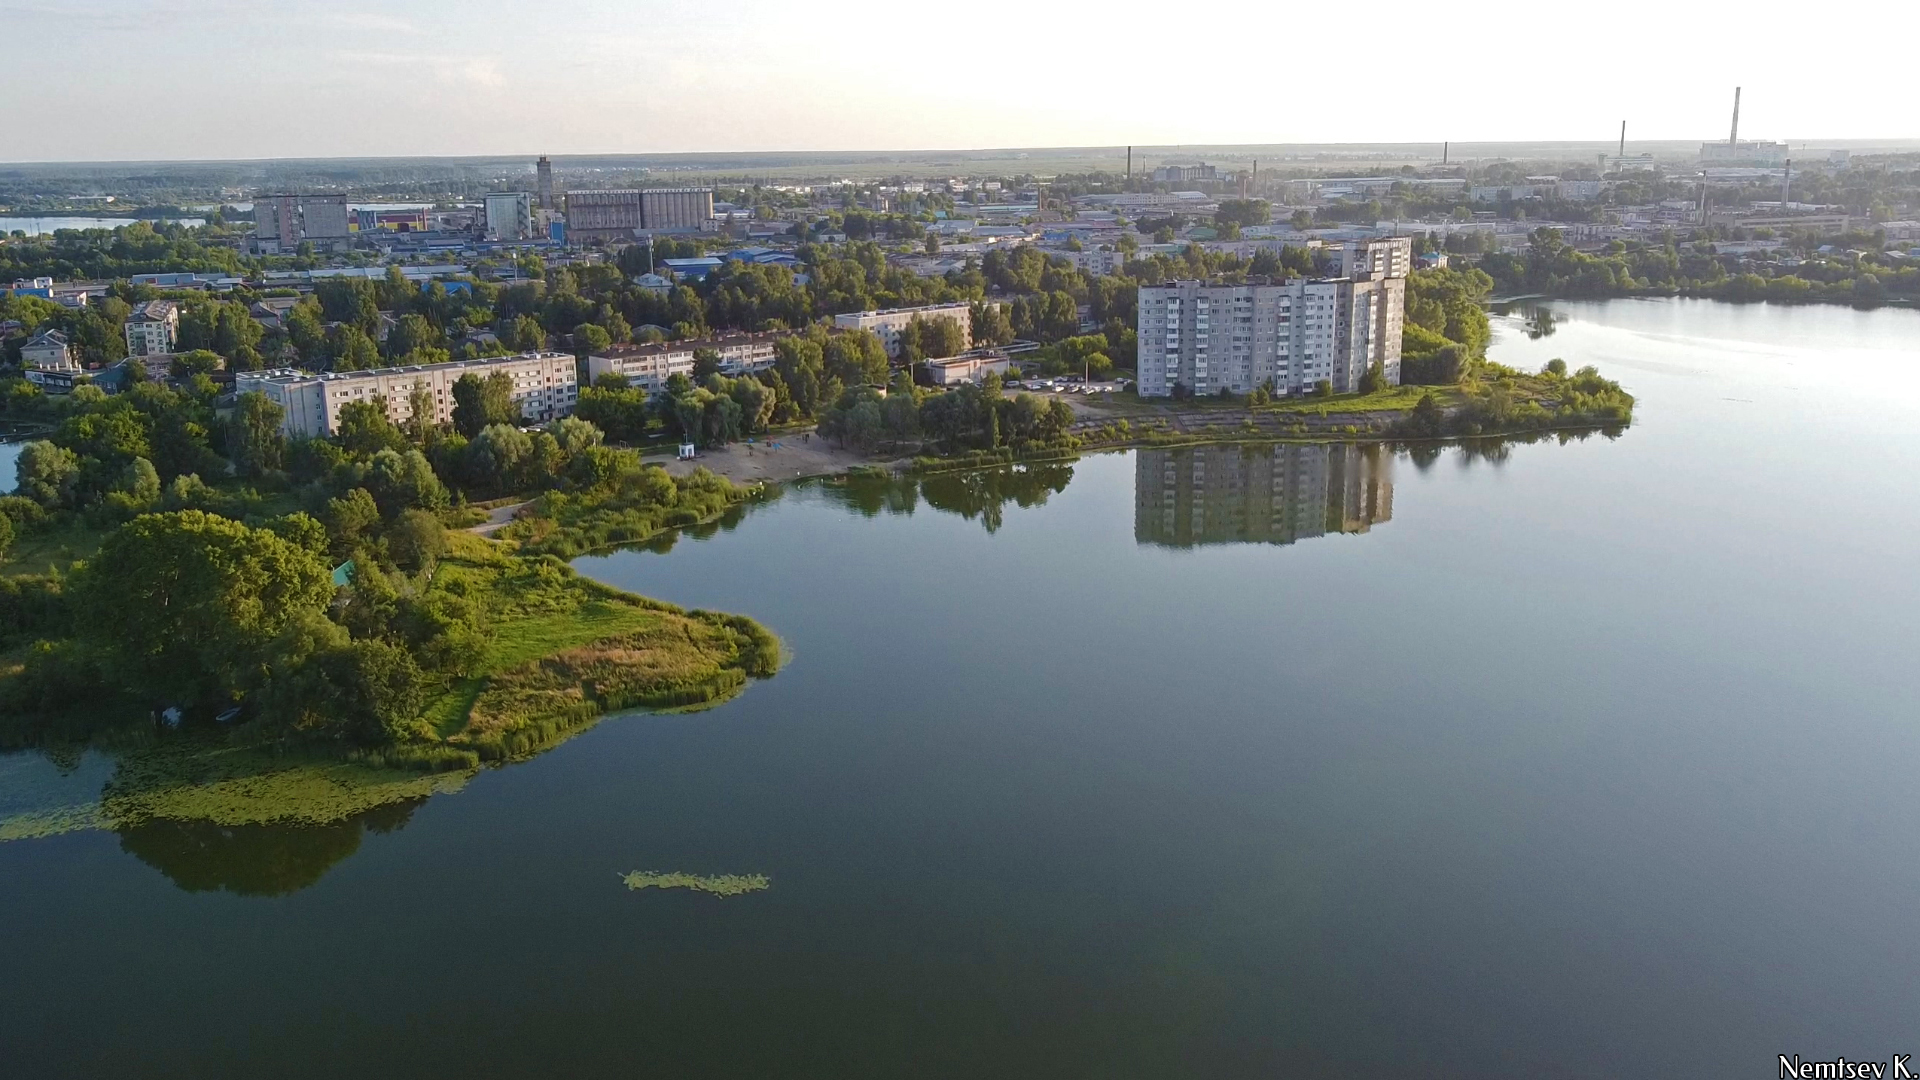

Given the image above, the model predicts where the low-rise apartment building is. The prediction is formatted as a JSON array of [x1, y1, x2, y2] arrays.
[[123, 300, 178, 356], [832, 302, 976, 359], [21, 328, 74, 370], [922, 352, 1010, 386], [585, 331, 785, 393], [236, 352, 578, 439], [1135, 238, 1408, 398]]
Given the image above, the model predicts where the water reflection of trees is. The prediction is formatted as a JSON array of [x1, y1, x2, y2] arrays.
[[1395, 427, 1625, 472], [819, 463, 1076, 533], [116, 799, 423, 898], [0, 728, 467, 897]]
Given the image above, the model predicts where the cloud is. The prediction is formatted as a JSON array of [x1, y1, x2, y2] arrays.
[[320, 12, 424, 34], [327, 50, 506, 89]]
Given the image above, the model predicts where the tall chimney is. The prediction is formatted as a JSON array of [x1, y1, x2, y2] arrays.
[[1619, 121, 1626, 159], [1442, 141, 1449, 165], [1729, 87, 1741, 147], [1782, 157, 1791, 207], [1126, 145, 1132, 185]]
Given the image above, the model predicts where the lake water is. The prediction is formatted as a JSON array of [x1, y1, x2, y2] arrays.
[[0, 216, 207, 236], [6, 298, 1920, 1077]]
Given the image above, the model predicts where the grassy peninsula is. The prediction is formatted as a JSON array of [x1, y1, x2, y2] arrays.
[[0, 373, 783, 849]]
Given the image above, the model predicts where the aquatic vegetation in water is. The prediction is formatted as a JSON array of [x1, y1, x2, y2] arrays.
[[620, 870, 770, 897]]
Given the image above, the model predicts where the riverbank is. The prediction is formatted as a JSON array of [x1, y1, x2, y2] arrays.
[[663, 438, 900, 485], [648, 376, 1628, 488], [0, 522, 783, 841]]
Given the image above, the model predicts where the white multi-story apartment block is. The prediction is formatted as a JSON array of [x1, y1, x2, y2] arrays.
[[1135, 238, 1408, 398], [1051, 246, 1132, 276], [123, 300, 178, 356], [236, 352, 578, 439], [832, 302, 976, 359], [585, 332, 785, 394]]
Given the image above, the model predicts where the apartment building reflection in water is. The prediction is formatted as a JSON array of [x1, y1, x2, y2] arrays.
[[1134, 444, 1393, 548]]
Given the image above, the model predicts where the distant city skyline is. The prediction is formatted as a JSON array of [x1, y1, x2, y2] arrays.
[[4, 0, 1917, 163]]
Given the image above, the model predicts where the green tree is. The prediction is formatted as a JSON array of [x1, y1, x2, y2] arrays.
[[336, 399, 403, 457], [170, 349, 224, 379], [76, 511, 333, 704], [971, 302, 1015, 347], [548, 415, 605, 455], [16, 440, 80, 509], [365, 449, 450, 515], [325, 488, 381, 550], [387, 314, 443, 360], [387, 509, 449, 572], [1359, 361, 1389, 394], [509, 314, 548, 351], [102, 457, 162, 516], [331, 325, 381, 372], [285, 301, 328, 365], [229, 391, 287, 478], [451, 372, 518, 437], [573, 322, 612, 357]]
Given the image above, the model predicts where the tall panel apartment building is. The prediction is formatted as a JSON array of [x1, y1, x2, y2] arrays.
[[1135, 238, 1408, 397], [564, 188, 715, 242]]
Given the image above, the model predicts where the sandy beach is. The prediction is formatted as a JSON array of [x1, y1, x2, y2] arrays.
[[661, 435, 894, 484]]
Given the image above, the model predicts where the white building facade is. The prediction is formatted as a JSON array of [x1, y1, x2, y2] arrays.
[[236, 352, 578, 439], [1135, 238, 1407, 398], [585, 332, 785, 394], [123, 300, 178, 356], [831, 302, 976, 359]]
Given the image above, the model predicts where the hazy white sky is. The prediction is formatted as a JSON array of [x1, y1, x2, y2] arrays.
[[4, 0, 1916, 162]]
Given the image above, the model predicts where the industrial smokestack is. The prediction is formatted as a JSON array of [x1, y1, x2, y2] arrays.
[[1783, 158, 1791, 206], [1126, 145, 1132, 184], [1442, 141, 1449, 165], [1619, 121, 1626, 159], [1729, 87, 1742, 147]]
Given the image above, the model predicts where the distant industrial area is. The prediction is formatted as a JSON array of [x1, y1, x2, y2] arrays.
[[2, 86, 1916, 417]]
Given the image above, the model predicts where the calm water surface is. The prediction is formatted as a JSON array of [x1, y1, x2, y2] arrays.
[[5, 298, 1920, 1078], [0, 215, 207, 235]]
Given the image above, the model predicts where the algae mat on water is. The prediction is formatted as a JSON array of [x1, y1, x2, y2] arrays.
[[0, 744, 473, 841], [621, 870, 772, 897]]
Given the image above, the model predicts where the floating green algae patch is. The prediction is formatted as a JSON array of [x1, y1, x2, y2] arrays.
[[99, 744, 472, 828], [0, 801, 109, 841], [621, 870, 771, 897]]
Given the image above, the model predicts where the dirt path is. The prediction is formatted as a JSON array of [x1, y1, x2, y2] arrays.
[[469, 501, 531, 536]]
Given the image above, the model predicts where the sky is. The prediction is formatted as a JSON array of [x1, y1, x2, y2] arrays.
[[4, 0, 1917, 163]]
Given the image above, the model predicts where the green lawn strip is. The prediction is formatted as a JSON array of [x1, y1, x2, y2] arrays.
[[0, 517, 109, 576], [1259, 386, 1448, 415]]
